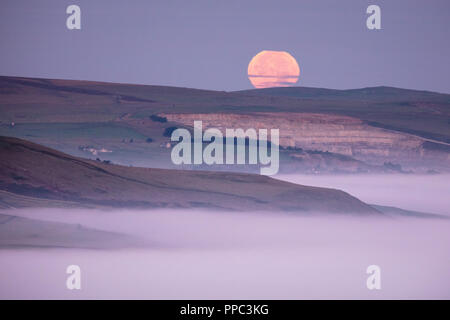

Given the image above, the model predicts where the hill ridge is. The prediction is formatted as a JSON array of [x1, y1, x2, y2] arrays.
[[0, 136, 379, 214]]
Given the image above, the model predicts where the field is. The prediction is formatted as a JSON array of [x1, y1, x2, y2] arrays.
[[1, 76, 449, 142], [1, 76, 449, 173]]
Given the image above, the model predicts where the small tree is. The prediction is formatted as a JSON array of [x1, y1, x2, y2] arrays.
[[163, 127, 178, 137]]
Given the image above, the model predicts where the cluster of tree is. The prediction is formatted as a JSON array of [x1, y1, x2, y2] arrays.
[[149, 114, 168, 123]]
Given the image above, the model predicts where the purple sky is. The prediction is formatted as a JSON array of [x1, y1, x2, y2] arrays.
[[1, 0, 449, 93]]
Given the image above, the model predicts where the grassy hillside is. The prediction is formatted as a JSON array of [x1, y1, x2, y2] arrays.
[[1, 76, 449, 142], [237, 86, 450, 143], [0, 136, 379, 214]]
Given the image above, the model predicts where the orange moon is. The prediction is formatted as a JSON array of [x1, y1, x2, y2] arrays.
[[248, 50, 300, 89]]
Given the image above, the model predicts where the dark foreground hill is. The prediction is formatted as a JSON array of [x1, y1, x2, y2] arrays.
[[0, 136, 378, 214]]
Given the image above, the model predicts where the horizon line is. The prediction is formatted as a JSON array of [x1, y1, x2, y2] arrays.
[[0, 73, 448, 96]]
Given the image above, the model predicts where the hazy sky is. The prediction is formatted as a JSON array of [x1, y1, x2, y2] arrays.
[[1, 0, 449, 92]]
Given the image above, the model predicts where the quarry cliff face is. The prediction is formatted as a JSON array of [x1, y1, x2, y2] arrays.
[[161, 112, 450, 172]]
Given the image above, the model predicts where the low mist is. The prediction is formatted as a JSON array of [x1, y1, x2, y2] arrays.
[[1, 174, 449, 299], [1, 201, 449, 299], [277, 174, 450, 216]]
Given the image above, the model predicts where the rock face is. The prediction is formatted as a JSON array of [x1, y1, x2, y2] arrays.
[[1, 76, 448, 174], [162, 112, 450, 173]]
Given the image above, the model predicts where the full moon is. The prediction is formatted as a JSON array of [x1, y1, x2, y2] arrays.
[[248, 50, 300, 89]]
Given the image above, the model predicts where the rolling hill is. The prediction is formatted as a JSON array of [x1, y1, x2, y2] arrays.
[[0, 76, 448, 174], [0, 136, 379, 214], [0, 213, 139, 249]]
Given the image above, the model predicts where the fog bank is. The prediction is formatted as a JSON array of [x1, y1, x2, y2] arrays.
[[277, 174, 450, 216], [0, 207, 449, 299]]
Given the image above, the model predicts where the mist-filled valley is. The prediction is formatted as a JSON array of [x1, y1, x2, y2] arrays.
[[1, 174, 449, 299], [0, 78, 449, 299], [1, 0, 450, 305], [277, 174, 450, 216]]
